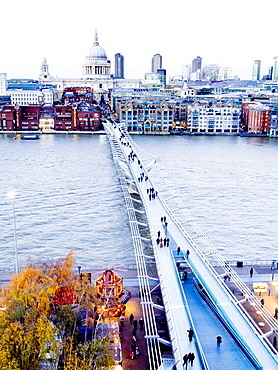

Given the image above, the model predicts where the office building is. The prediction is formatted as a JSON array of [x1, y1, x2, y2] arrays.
[[115, 53, 124, 79], [273, 57, 278, 80], [152, 54, 162, 73], [192, 56, 202, 73], [252, 60, 261, 81]]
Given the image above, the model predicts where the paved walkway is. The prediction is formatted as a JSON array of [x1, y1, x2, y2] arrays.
[[2, 265, 278, 369]]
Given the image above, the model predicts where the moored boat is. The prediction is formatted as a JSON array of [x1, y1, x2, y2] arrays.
[[21, 135, 40, 140]]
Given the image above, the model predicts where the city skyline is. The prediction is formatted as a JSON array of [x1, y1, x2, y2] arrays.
[[1, 0, 278, 81]]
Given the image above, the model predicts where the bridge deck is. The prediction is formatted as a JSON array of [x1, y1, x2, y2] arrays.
[[108, 121, 278, 369]]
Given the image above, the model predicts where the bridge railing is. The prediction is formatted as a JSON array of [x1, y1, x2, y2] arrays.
[[104, 122, 162, 370], [118, 121, 278, 360]]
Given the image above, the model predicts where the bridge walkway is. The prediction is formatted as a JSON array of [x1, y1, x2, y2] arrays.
[[106, 121, 278, 369]]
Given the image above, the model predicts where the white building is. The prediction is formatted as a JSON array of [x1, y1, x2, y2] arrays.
[[38, 30, 142, 101], [9, 88, 54, 106], [0, 73, 7, 95], [187, 101, 240, 133]]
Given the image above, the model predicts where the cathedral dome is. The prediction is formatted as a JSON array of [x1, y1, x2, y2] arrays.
[[86, 30, 107, 59]]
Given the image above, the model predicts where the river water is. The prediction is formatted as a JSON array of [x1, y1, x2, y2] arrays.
[[0, 133, 277, 271]]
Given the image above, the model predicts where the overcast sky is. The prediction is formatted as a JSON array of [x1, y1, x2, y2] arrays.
[[1, 0, 277, 81]]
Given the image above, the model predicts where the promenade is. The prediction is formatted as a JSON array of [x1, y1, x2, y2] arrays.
[[1, 264, 278, 369]]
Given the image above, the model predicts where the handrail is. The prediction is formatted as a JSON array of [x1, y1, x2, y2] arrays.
[[103, 121, 162, 370]]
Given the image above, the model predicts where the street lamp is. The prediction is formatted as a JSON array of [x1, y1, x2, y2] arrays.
[[8, 191, 19, 274]]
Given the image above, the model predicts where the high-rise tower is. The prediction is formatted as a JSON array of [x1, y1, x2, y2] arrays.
[[115, 53, 124, 79], [273, 57, 278, 80], [252, 60, 261, 81], [152, 54, 162, 73], [192, 56, 202, 73]]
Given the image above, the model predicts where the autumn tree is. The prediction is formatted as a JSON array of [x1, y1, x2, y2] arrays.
[[0, 251, 114, 369]]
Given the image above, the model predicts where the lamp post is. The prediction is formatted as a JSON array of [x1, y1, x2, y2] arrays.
[[8, 191, 19, 274]]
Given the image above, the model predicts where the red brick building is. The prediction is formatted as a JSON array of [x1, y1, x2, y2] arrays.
[[0, 103, 102, 131], [0, 106, 15, 130], [241, 103, 270, 134]]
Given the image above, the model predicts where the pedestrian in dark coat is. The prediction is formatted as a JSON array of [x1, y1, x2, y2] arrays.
[[163, 238, 167, 246], [186, 249, 190, 259], [188, 352, 195, 366], [187, 328, 194, 342], [273, 336, 277, 349], [129, 313, 134, 325], [183, 354, 189, 369], [250, 267, 254, 277], [216, 335, 222, 347], [133, 319, 138, 330], [139, 317, 144, 331], [177, 247, 181, 255]]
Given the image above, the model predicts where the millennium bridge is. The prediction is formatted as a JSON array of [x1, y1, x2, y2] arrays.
[[103, 119, 278, 370]]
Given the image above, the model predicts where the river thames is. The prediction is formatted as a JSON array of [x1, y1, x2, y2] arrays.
[[0, 133, 277, 271]]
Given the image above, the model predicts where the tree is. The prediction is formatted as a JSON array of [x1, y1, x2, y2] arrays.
[[0, 252, 114, 369]]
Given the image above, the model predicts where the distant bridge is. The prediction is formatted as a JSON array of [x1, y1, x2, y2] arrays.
[[104, 119, 278, 370]]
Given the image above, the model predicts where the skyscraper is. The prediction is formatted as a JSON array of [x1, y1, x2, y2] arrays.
[[152, 54, 162, 73], [115, 53, 124, 79], [192, 56, 202, 73], [273, 57, 278, 80], [252, 60, 261, 81]]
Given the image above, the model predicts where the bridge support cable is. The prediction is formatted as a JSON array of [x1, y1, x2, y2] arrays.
[[156, 182, 278, 354], [104, 122, 162, 370]]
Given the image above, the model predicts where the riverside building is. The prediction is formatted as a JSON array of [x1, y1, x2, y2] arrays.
[[186, 101, 240, 133]]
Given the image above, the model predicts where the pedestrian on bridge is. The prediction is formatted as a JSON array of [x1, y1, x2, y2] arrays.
[[188, 352, 195, 366], [177, 247, 181, 255], [216, 335, 222, 347], [187, 328, 194, 342], [186, 249, 190, 259], [182, 353, 189, 369], [250, 267, 254, 277]]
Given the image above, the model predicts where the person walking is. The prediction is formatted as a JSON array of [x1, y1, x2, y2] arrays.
[[166, 238, 170, 247], [250, 267, 254, 277], [186, 249, 190, 259], [216, 335, 222, 347], [260, 299, 265, 308], [187, 328, 194, 342], [133, 319, 138, 330], [120, 314, 125, 327], [273, 336, 277, 349], [188, 352, 195, 366], [274, 307, 278, 319], [163, 238, 167, 247], [129, 313, 134, 325], [177, 247, 181, 255], [139, 318, 144, 331], [183, 353, 189, 369]]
